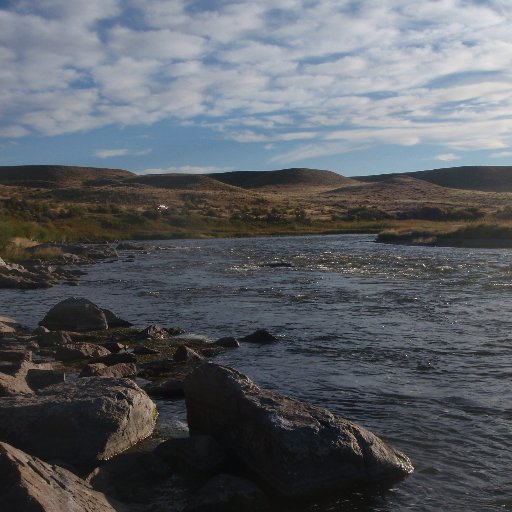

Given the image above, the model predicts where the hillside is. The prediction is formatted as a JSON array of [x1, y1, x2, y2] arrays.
[[127, 173, 243, 192], [0, 165, 134, 188], [356, 166, 512, 192], [208, 168, 356, 189]]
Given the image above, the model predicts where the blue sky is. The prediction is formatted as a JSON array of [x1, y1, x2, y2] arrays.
[[1, 0, 512, 176]]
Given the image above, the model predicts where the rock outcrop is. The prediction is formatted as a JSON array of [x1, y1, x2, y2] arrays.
[[0, 441, 117, 512], [184, 364, 413, 499], [0, 377, 156, 465]]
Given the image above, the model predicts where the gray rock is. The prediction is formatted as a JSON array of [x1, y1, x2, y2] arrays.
[[133, 345, 160, 355], [101, 308, 133, 328], [0, 377, 156, 465], [40, 298, 109, 331], [239, 329, 278, 344], [155, 435, 228, 473], [143, 360, 203, 398], [214, 336, 240, 348], [184, 474, 268, 512], [137, 324, 168, 340], [0, 441, 117, 512], [184, 364, 414, 499], [0, 360, 34, 397], [174, 345, 203, 362], [79, 362, 137, 378], [101, 341, 126, 353], [55, 342, 110, 362]]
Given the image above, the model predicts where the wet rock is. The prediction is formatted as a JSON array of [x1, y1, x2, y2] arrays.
[[116, 242, 146, 250], [184, 474, 268, 512], [239, 328, 278, 344], [79, 362, 137, 378], [184, 364, 414, 499], [174, 345, 204, 362], [167, 326, 186, 336], [39, 297, 131, 331], [155, 435, 228, 473], [0, 377, 156, 465], [214, 336, 240, 348], [26, 369, 65, 391], [0, 321, 16, 336], [38, 330, 73, 348], [137, 324, 168, 340], [0, 441, 117, 512], [133, 345, 160, 355], [55, 342, 110, 362], [262, 261, 294, 268], [33, 325, 50, 335], [92, 352, 137, 366], [0, 258, 57, 289]]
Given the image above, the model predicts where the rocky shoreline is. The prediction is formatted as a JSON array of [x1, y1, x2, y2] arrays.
[[1, 248, 414, 512]]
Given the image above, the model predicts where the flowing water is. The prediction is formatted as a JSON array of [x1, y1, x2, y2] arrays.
[[2, 234, 512, 511]]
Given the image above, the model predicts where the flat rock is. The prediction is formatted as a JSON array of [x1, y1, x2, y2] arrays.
[[133, 345, 160, 355], [55, 342, 110, 362], [0, 377, 156, 465], [0, 441, 117, 512], [38, 330, 73, 347], [26, 369, 65, 391], [0, 359, 34, 397], [184, 364, 414, 499], [101, 341, 126, 353], [92, 352, 137, 366]]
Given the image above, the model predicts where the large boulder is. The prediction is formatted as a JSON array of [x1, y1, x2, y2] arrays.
[[0, 442, 117, 512], [0, 378, 156, 465], [39, 298, 131, 331], [184, 364, 413, 499]]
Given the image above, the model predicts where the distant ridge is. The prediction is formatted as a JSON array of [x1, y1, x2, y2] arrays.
[[356, 166, 512, 192], [127, 173, 243, 192], [207, 168, 356, 189], [0, 165, 134, 188]]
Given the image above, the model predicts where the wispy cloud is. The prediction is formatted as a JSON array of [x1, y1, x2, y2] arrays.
[[490, 151, 512, 158], [95, 148, 152, 158], [2, 0, 512, 163], [436, 153, 461, 162]]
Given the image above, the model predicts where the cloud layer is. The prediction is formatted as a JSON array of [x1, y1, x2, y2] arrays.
[[1, 0, 512, 162]]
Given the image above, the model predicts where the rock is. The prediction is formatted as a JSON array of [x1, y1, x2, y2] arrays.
[[33, 325, 50, 335], [40, 298, 108, 331], [214, 336, 240, 348], [167, 326, 186, 336], [38, 330, 73, 347], [143, 360, 203, 398], [239, 329, 278, 344], [0, 377, 156, 465], [0, 321, 16, 335], [155, 435, 228, 473], [0, 259, 56, 290], [184, 474, 268, 512], [0, 348, 31, 363], [39, 297, 130, 331], [116, 242, 146, 250], [101, 341, 126, 353], [133, 345, 160, 355], [184, 364, 414, 499], [262, 261, 294, 268], [0, 360, 34, 397], [55, 342, 110, 362], [92, 352, 137, 366], [26, 369, 65, 391], [101, 308, 133, 328], [137, 324, 168, 340], [80, 362, 137, 378], [174, 345, 204, 362], [0, 441, 117, 512]]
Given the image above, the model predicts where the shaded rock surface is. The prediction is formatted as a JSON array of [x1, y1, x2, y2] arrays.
[[184, 474, 268, 512], [92, 352, 137, 366], [143, 360, 203, 398], [0, 377, 156, 465], [0, 441, 117, 512], [174, 345, 204, 362], [0, 359, 34, 397], [184, 364, 413, 499], [55, 342, 110, 362], [38, 330, 73, 347], [214, 337, 240, 348]]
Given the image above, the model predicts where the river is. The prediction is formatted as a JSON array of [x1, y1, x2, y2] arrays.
[[2, 234, 511, 511]]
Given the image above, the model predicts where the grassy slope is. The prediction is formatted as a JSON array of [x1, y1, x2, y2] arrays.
[[3, 165, 512, 257]]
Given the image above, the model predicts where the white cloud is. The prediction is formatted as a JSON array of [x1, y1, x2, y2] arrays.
[[436, 153, 461, 162], [95, 148, 152, 158], [1, 0, 512, 163]]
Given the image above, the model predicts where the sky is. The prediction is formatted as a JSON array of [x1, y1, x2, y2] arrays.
[[1, 0, 512, 176]]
